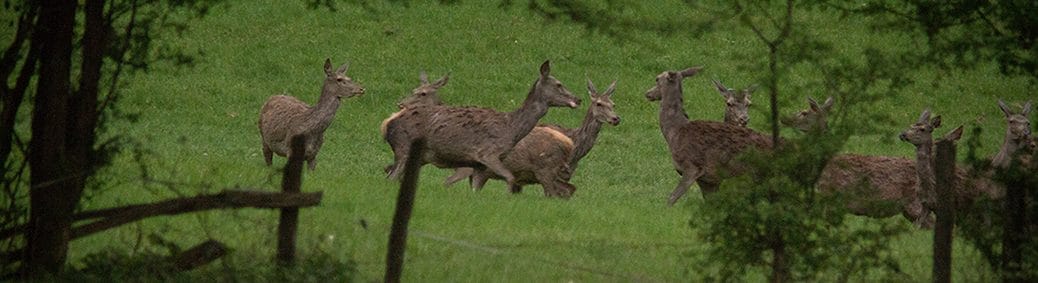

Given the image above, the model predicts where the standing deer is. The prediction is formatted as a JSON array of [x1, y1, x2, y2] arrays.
[[899, 110, 964, 218], [787, 99, 932, 227], [712, 79, 755, 127], [383, 60, 581, 191], [259, 58, 365, 170], [992, 99, 1032, 169], [444, 78, 621, 197], [644, 67, 774, 206]]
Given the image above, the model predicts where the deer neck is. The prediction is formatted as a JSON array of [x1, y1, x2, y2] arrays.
[[507, 84, 550, 145], [303, 85, 342, 134], [659, 85, 690, 144], [569, 108, 604, 167], [992, 129, 1023, 168], [723, 111, 740, 125], [914, 141, 936, 200]]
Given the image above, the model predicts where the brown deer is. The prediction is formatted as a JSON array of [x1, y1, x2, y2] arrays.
[[783, 97, 935, 227], [991, 99, 1032, 169], [259, 58, 365, 170], [383, 60, 581, 191], [712, 79, 755, 127], [444, 78, 621, 197], [644, 67, 774, 206]]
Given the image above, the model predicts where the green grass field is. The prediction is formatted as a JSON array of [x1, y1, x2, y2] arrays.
[[9, 0, 1034, 281]]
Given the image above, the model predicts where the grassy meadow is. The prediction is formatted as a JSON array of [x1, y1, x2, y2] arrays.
[[7, 0, 1035, 281]]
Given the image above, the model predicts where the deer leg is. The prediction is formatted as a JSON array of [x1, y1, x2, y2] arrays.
[[306, 155, 317, 171], [386, 144, 411, 180], [480, 157, 515, 189], [444, 167, 474, 187], [668, 169, 701, 206], [262, 143, 274, 166], [471, 170, 490, 191]]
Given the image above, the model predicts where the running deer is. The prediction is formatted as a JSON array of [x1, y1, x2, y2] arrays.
[[259, 58, 365, 170], [444, 78, 621, 197], [644, 67, 774, 206], [382, 60, 581, 191]]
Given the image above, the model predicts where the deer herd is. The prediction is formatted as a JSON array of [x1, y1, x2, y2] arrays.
[[259, 58, 1035, 228]]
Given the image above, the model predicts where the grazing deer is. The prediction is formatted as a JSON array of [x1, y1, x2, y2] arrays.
[[383, 60, 581, 191], [644, 67, 774, 206], [259, 58, 365, 170]]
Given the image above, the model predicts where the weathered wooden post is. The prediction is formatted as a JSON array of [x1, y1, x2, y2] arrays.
[[385, 139, 424, 283], [277, 135, 305, 266], [932, 138, 956, 283], [1002, 163, 1026, 282]]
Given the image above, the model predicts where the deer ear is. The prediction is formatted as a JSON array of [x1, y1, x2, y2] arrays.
[[822, 96, 835, 111], [1023, 101, 1032, 116], [432, 73, 449, 88], [918, 109, 931, 123], [679, 66, 702, 78], [324, 58, 333, 76], [336, 62, 349, 75], [943, 125, 964, 142], [712, 79, 728, 95], [808, 97, 820, 112], [586, 78, 597, 95], [931, 115, 943, 129], [539, 60, 551, 78], [999, 99, 1013, 117], [419, 71, 429, 84], [746, 84, 759, 93], [603, 80, 617, 97]]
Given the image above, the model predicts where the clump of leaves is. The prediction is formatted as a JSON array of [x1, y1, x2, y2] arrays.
[[689, 131, 909, 281]]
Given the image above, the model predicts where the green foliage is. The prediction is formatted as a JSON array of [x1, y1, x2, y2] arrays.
[[62, 234, 357, 282], [957, 125, 1038, 281], [690, 131, 910, 281]]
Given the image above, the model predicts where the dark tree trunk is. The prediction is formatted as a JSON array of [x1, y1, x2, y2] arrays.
[[25, 0, 79, 277]]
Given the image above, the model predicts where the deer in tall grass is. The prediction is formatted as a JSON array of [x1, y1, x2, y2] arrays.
[[443, 78, 621, 197], [644, 67, 774, 206], [259, 58, 365, 170], [382, 60, 581, 190], [713, 79, 755, 127]]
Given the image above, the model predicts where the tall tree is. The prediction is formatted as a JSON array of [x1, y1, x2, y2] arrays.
[[1, 0, 218, 277]]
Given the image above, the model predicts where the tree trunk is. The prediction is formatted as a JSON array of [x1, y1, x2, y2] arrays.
[[25, 0, 79, 277]]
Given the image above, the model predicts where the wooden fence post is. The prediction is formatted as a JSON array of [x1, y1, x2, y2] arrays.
[[277, 135, 305, 266], [932, 139, 956, 283], [385, 139, 424, 283], [1002, 165, 1026, 282]]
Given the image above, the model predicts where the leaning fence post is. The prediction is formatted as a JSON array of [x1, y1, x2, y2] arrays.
[[385, 139, 425, 283], [932, 138, 956, 283], [277, 135, 305, 266]]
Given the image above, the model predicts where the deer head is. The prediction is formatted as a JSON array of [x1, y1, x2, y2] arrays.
[[323, 58, 366, 99], [644, 67, 702, 102], [536, 60, 581, 108], [999, 99, 1032, 144], [782, 96, 834, 133], [712, 79, 755, 127], [899, 109, 942, 146], [587, 78, 621, 125], [397, 71, 448, 109]]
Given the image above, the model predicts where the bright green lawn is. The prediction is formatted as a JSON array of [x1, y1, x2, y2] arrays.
[[7, 0, 1032, 281]]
